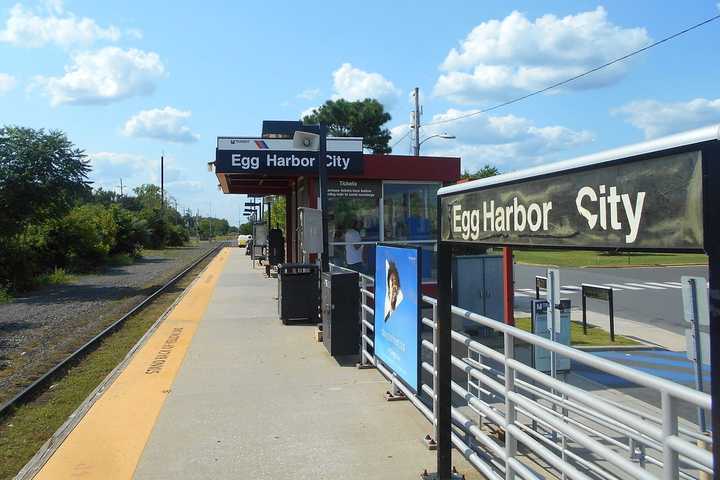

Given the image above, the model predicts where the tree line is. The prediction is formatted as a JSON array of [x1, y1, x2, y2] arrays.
[[0, 126, 232, 294]]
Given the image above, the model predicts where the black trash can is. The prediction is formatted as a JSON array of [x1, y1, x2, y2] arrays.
[[277, 263, 320, 324]]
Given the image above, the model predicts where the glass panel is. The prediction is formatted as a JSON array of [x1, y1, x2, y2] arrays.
[[327, 183, 380, 245], [375, 242, 437, 282], [383, 183, 440, 241], [330, 243, 376, 277]]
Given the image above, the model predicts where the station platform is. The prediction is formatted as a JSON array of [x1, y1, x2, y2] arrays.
[[30, 247, 482, 479]]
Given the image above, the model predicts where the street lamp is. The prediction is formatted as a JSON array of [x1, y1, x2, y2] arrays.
[[418, 133, 455, 154]]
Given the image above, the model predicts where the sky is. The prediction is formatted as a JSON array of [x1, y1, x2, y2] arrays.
[[1, 0, 719, 224]]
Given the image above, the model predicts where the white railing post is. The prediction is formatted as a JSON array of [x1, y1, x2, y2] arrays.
[[504, 331, 517, 480], [662, 391, 679, 480], [432, 302, 439, 443], [360, 276, 367, 365]]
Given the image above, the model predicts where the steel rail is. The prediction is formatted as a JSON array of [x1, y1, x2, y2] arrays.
[[0, 242, 227, 419]]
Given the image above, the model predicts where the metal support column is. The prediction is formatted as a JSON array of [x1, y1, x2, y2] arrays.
[[708, 254, 719, 477], [435, 240, 452, 479], [503, 247, 514, 325], [318, 124, 329, 273]]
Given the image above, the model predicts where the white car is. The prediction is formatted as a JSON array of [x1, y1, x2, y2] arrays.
[[237, 234, 251, 247]]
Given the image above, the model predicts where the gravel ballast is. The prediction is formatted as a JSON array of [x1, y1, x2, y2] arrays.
[[0, 242, 222, 403]]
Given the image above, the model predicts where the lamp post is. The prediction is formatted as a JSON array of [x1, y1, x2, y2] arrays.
[[417, 133, 455, 155]]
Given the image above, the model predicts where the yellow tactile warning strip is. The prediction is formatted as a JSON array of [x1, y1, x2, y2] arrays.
[[33, 248, 231, 480]]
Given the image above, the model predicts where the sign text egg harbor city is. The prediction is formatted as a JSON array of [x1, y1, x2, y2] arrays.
[[441, 150, 704, 250], [215, 136, 364, 175]]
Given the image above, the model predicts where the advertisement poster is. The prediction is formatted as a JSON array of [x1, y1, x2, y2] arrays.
[[374, 244, 421, 391]]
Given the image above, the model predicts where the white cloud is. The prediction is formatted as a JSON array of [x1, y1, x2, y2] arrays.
[[613, 97, 720, 139], [88, 152, 150, 191], [88, 152, 199, 192], [0, 73, 17, 94], [299, 106, 317, 120], [297, 88, 321, 100], [123, 107, 199, 143], [332, 63, 401, 105], [434, 7, 649, 104], [0, 1, 127, 48], [414, 109, 593, 171], [33, 47, 165, 106]]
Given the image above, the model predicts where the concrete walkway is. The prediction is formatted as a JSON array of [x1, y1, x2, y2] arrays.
[[134, 248, 481, 479], [30, 247, 484, 479], [115, 249, 480, 480]]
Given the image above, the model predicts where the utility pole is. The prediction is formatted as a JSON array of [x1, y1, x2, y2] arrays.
[[118, 178, 124, 197], [160, 153, 165, 212], [412, 87, 421, 156]]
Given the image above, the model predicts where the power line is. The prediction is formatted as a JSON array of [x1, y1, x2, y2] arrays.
[[424, 12, 720, 128], [390, 128, 411, 149]]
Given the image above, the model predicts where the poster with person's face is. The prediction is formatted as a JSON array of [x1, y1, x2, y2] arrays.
[[374, 244, 421, 391]]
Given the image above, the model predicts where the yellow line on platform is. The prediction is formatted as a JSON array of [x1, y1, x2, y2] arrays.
[[33, 248, 231, 480]]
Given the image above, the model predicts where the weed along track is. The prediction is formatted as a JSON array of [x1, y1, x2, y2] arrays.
[[0, 244, 226, 480]]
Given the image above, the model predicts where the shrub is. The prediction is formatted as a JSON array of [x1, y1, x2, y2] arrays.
[[0, 286, 12, 304], [0, 224, 52, 290], [47, 204, 118, 269], [38, 267, 74, 285], [111, 206, 148, 257], [165, 223, 189, 247]]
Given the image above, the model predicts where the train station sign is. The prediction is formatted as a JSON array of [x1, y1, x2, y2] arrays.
[[440, 150, 704, 251], [215, 137, 363, 175]]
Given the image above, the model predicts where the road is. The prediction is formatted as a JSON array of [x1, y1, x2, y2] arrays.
[[511, 264, 710, 425], [513, 264, 708, 335]]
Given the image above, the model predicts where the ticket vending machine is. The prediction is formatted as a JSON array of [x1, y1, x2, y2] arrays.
[[530, 298, 571, 373], [298, 207, 322, 263]]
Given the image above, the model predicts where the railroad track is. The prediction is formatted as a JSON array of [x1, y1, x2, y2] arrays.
[[0, 242, 228, 419]]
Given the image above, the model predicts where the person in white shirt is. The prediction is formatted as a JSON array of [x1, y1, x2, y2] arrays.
[[344, 219, 364, 272]]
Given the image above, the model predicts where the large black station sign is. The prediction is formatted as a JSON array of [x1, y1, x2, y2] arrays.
[[215, 137, 363, 175], [440, 151, 704, 251]]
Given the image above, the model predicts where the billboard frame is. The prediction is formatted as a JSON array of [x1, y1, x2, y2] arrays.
[[373, 243, 422, 394]]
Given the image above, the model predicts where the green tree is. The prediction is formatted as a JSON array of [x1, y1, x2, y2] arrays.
[[461, 164, 500, 180], [133, 184, 163, 211], [302, 98, 392, 154], [0, 126, 90, 237], [238, 222, 253, 235], [268, 196, 286, 233]]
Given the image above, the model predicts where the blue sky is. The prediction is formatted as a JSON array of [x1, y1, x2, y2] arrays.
[[1, 0, 719, 223]]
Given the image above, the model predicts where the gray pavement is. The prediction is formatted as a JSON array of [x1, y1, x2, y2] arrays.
[[133, 248, 483, 480], [513, 264, 708, 336]]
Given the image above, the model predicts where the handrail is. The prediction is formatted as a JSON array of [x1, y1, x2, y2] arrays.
[[340, 260, 713, 478]]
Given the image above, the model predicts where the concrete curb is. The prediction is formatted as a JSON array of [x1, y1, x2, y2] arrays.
[[515, 261, 706, 269]]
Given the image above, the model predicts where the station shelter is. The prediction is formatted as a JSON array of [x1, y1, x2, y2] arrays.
[[213, 121, 460, 290]]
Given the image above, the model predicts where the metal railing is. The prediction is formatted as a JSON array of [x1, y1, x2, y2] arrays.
[[329, 263, 714, 480]]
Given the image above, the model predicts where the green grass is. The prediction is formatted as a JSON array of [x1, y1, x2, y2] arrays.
[[0, 259, 210, 480], [36, 267, 75, 286], [514, 317, 639, 346], [107, 253, 136, 267], [0, 288, 13, 304], [512, 249, 707, 268]]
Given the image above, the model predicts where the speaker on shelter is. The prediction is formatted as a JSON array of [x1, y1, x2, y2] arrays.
[[292, 131, 320, 151]]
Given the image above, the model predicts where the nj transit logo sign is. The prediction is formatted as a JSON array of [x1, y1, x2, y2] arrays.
[[374, 244, 421, 392]]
